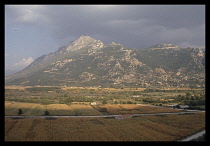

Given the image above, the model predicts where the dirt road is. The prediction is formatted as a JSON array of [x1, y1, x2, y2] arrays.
[[179, 130, 205, 141]]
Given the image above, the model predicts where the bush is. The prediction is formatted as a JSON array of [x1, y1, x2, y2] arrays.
[[44, 110, 50, 116], [127, 101, 133, 104], [102, 100, 107, 105], [18, 109, 23, 115]]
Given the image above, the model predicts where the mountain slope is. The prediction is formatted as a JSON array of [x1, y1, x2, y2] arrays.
[[5, 36, 205, 88]]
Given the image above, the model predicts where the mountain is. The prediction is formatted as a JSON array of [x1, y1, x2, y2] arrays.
[[146, 44, 180, 50], [5, 35, 205, 88]]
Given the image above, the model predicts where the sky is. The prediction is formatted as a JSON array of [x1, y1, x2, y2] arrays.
[[5, 5, 205, 76]]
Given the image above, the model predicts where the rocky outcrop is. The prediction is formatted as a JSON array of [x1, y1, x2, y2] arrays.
[[80, 72, 97, 82], [5, 35, 205, 88], [65, 35, 104, 52], [148, 44, 180, 50]]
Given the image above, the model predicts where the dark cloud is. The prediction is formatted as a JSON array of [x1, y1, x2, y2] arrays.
[[5, 5, 205, 74], [6, 5, 205, 49]]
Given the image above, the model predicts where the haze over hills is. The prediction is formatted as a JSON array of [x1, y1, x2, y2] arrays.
[[5, 35, 205, 88]]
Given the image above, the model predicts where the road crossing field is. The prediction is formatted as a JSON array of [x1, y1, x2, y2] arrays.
[[5, 101, 205, 141], [5, 112, 205, 141]]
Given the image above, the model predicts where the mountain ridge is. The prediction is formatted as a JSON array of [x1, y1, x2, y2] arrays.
[[147, 44, 180, 50], [6, 35, 205, 88]]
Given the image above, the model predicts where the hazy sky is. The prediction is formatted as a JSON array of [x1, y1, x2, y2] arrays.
[[5, 5, 205, 75]]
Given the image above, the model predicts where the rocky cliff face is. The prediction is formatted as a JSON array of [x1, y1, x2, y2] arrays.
[[60, 35, 104, 53], [6, 35, 205, 88]]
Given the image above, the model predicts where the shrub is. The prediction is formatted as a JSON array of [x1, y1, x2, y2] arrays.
[[44, 110, 50, 116], [18, 109, 23, 115]]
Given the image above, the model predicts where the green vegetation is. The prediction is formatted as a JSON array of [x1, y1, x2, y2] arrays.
[[5, 86, 205, 110], [25, 87, 61, 92], [176, 92, 205, 110], [18, 109, 22, 115], [44, 110, 50, 116]]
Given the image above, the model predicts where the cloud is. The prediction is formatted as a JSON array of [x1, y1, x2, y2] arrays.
[[5, 5, 205, 50], [14, 57, 34, 69], [5, 5, 48, 25]]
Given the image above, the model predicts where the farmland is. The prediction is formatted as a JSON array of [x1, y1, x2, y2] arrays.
[[5, 86, 205, 141], [5, 86, 205, 110], [5, 101, 103, 116], [5, 112, 205, 141], [5, 101, 183, 116]]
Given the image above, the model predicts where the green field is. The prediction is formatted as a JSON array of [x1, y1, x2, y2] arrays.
[[5, 86, 205, 110]]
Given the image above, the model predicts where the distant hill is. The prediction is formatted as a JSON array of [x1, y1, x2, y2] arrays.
[[5, 35, 205, 88]]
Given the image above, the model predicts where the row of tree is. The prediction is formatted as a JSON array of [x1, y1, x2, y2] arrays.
[[18, 109, 50, 116]]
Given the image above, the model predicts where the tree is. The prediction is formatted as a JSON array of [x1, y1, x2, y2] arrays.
[[127, 101, 133, 104], [186, 92, 191, 99], [18, 109, 23, 115], [44, 110, 50, 116], [191, 97, 195, 100], [177, 95, 182, 99], [114, 101, 119, 104], [102, 100, 107, 105]]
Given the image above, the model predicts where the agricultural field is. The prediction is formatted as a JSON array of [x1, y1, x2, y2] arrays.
[[5, 101, 181, 116], [5, 102, 45, 116], [94, 104, 181, 115], [5, 101, 102, 116], [4, 86, 205, 141], [5, 112, 205, 141], [5, 86, 205, 110]]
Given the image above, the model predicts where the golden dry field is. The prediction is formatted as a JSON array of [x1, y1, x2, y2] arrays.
[[5, 102, 181, 116], [5, 85, 205, 141], [5, 101, 102, 116], [94, 104, 181, 115], [5, 101, 45, 116], [45, 104, 76, 116], [70, 104, 102, 116], [5, 112, 205, 141]]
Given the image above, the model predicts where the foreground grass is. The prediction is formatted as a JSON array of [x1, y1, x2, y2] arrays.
[[5, 112, 205, 141]]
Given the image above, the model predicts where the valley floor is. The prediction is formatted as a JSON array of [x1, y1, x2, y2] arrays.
[[5, 102, 205, 141]]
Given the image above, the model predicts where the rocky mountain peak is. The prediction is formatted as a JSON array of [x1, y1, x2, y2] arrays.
[[6, 36, 205, 88], [73, 35, 95, 43], [65, 35, 104, 52]]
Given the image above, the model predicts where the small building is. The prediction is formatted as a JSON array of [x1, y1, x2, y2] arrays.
[[90, 102, 97, 105], [179, 105, 189, 109], [165, 104, 177, 108], [115, 114, 132, 120]]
